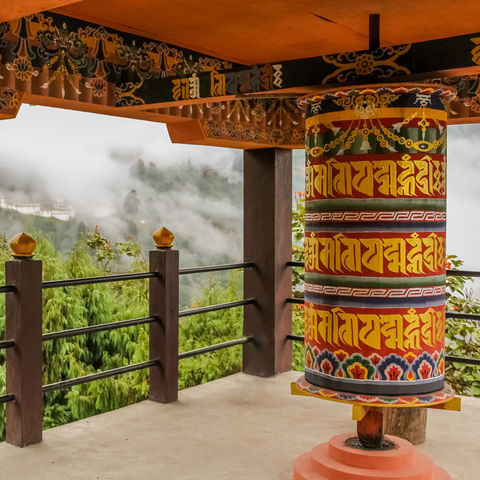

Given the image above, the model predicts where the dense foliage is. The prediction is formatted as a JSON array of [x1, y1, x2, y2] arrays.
[[0, 230, 244, 440], [444, 255, 480, 396], [291, 192, 306, 372]]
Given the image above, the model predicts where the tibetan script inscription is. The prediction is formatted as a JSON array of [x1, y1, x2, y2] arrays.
[[172, 64, 283, 101], [306, 154, 446, 200], [305, 305, 445, 352], [305, 232, 445, 276]]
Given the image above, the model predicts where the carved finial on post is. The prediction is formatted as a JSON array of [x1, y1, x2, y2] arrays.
[[9, 232, 36, 259], [153, 227, 174, 249]]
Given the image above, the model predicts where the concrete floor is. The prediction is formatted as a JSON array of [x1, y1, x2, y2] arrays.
[[0, 371, 478, 480]]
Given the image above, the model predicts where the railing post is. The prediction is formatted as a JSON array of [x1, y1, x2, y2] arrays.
[[148, 227, 179, 402], [243, 148, 292, 376], [5, 233, 43, 446]]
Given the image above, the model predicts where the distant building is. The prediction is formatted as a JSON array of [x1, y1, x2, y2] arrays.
[[0, 195, 74, 221]]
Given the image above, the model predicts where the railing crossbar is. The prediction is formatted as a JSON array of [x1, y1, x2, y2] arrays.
[[0, 394, 15, 404], [0, 285, 15, 293], [179, 298, 255, 318], [42, 316, 159, 341], [286, 334, 304, 342], [445, 355, 480, 367], [42, 272, 157, 289], [446, 312, 480, 322], [179, 337, 252, 359], [286, 261, 305, 268], [286, 297, 304, 304], [42, 359, 158, 393], [0, 339, 15, 349], [446, 270, 480, 277], [179, 262, 255, 276]]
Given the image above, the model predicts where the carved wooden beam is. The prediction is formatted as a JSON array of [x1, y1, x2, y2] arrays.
[[4, 11, 480, 108], [0, 88, 23, 119], [138, 32, 480, 105], [157, 98, 305, 148], [0, 11, 242, 108], [2, 11, 480, 148]]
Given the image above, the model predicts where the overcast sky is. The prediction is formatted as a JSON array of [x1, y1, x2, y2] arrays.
[[0, 105, 478, 269]]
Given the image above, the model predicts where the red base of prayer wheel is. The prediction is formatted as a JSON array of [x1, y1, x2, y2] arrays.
[[293, 433, 450, 480]]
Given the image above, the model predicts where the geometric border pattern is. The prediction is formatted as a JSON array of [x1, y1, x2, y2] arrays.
[[305, 283, 446, 297], [305, 211, 446, 223]]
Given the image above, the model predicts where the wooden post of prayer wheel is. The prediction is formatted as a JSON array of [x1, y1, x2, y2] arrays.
[[385, 407, 427, 445]]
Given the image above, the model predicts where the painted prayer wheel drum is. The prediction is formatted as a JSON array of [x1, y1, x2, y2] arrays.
[[303, 85, 454, 396]]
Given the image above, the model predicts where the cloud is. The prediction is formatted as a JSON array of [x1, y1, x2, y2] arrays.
[[0, 104, 244, 265], [447, 124, 480, 268], [1, 105, 478, 271]]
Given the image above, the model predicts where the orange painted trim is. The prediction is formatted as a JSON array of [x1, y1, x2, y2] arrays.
[[0, 1, 80, 22]]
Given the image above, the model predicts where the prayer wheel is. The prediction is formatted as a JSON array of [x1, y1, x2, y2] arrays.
[[302, 85, 453, 396]]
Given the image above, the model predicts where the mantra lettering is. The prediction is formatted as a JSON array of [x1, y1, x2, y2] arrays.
[[305, 232, 445, 276], [305, 305, 445, 352], [171, 64, 283, 101], [305, 154, 445, 199]]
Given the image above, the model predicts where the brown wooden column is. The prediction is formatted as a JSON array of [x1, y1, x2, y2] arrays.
[[243, 148, 292, 376], [148, 248, 179, 402], [5, 258, 43, 447]]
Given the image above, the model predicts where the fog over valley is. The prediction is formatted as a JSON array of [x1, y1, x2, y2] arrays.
[[0, 105, 478, 278]]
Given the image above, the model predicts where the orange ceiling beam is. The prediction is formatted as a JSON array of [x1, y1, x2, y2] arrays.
[[54, 0, 480, 65], [0, 1, 80, 22], [2, 5, 480, 148]]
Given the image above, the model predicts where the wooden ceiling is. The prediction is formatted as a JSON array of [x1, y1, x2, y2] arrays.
[[3, 1, 480, 65], [54, 0, 480, 64], [3, 0, 480, 147]]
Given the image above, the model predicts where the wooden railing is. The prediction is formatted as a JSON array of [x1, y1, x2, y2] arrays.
[[0, 237, 259, 447]]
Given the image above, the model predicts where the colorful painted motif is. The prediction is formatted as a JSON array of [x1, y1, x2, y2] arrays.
[[0, 12, 237, 105], [305, 231, 445, 277], [321, 45, 412, 85], [293, 375, 456, 408], [199, 97, 303, 146], [301, 85, 453, 396]]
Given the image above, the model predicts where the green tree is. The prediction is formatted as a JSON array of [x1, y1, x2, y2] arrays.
[[291, 193, 306, 371], [444, 255, 480, 396]]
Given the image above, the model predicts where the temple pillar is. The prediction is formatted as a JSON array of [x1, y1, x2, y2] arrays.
[[243, 148, 292, 376]]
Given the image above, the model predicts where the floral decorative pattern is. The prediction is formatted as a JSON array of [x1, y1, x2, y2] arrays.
[[412, 352, 437, 380], [0, 12, 236, 105], [305, 344, 315, 370], [377, 354, 410, 381], [321, 44, 412, 85], [306, 349, 443, 383], [294, 375, 456, 408], [342, 354, 375, 380], [315, 349, 341, 376], [6, 56, 38, 81]]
